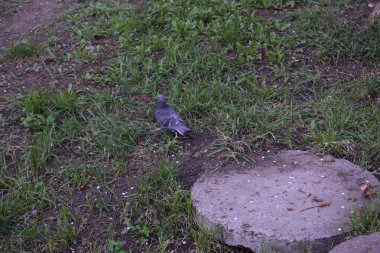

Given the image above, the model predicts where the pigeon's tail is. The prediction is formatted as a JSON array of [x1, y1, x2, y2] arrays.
[[172, 124, 192, 137], [182, 129, 193, 137]]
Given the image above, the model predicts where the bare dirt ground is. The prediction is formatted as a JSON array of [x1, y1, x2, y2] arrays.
[[0, 0, 76, 49]]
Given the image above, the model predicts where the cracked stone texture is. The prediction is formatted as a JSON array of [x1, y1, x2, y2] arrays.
[[329, 232, 380, 253], [191, 150, 380, 252]]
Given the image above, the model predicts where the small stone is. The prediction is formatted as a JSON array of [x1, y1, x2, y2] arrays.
[[368, 3, 375, 8], [329, 232, 380, 253], [193, 151, 202, 158]]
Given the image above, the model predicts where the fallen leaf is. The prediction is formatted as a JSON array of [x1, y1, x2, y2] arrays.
[[360, 183, 376, 198]]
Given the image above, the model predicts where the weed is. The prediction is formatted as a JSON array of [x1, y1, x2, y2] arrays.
[[47, 35, 62, 47], [53, 91, 78, 115], [0, 196, 18, 235], [125, 163, 227, 251], [146, 133, 183, 155], [208, 129, 255, 164], [108, 240, 126, 253], [287, 8, 380, 62], [26, 127, 54, 173], [57, 206, 75, 246], [59, 116, 86, 139], [82, 111, 141, 160], [60, 163, 89, 189], [351, 202, 380, 236], [5, 41, 43, 59], [22, 113, 54, 132], [23, 89, 49, 115]]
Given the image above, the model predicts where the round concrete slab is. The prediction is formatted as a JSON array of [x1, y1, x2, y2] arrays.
[[328, 232, 380, 253], [191, 150, 379, 252]]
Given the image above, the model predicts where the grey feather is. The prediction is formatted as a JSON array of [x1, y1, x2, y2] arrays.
[[155, 94, 192, 136]]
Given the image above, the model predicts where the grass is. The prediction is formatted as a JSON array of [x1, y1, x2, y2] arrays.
[[351, 202, 380, 236], [3, 42, 43, 59], [0, 0, 28, 22], [208, 129, 256, 164], [126, 162, 242, 252], [286, 7, 380, 63], [0, 0, 379, 252]]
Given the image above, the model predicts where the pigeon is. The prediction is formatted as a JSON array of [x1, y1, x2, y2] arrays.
[[155, 94, 192, 137]]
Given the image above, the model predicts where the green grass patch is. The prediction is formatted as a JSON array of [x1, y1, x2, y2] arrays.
[[125, 162, 236, 252], [287, 8, 380, 62], [351, 202, 380, 236], [5, 42, 43, 59]]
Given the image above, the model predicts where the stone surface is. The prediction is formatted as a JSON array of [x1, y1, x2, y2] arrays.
[[191, 150, 380, 253], [329, 232, 380, 253]]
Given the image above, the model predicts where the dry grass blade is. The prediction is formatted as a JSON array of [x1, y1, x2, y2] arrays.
[[207, 128, 255, 164]]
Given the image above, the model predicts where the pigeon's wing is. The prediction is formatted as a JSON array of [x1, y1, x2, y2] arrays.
[[155, 107, 179, 127], [155, 107, 192, 136], [164, 113, 192, 136]]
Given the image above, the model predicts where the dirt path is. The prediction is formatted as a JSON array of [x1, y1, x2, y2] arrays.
[[0, 0, 75, 49]]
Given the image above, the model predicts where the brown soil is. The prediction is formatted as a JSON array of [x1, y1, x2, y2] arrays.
[[316, 59, 380, 80], [335, 2, 374, 22], [178, 130, 286, 189], [178, 132, 220, 188], [0, 0, 77, 49]]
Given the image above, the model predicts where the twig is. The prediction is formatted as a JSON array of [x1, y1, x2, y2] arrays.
[[43, 60, 55, 79], [299, 202, 332, 212], [369, 2, 380, 25]]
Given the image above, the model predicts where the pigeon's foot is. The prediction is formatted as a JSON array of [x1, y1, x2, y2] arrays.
[[154, 127, 161, 131]]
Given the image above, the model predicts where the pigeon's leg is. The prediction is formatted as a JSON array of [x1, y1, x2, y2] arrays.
[[174, 132, 179, 139]]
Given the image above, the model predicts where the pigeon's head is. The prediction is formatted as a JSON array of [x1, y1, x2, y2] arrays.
[[156, 94, 169, 108]]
